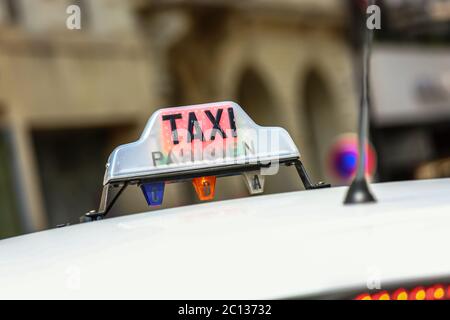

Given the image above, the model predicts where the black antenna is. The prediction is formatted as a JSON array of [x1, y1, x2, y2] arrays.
[[344, 0, 377, 205]]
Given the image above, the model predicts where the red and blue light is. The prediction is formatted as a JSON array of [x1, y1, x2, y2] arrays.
[[328, 134, 376, 184]]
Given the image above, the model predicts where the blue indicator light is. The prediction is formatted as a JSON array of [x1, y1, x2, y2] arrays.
[[329, 134, 377, 183], [141, 182, 165, 206], [335, 151, 357, 179]]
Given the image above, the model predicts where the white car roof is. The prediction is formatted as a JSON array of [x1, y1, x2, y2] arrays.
[[0, 178, 449, 299]]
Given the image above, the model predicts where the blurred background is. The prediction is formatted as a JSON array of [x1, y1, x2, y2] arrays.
[[0, 0, 449, 239]]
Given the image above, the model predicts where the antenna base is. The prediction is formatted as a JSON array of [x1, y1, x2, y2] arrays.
[[344, 179, 377, 205]]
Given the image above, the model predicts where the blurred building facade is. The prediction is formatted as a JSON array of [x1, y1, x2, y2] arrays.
[[0, 0, 358, 237], [370, 0, 450, 182], [0, 0, 159, 236]]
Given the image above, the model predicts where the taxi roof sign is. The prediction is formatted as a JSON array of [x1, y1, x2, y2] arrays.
[[82, 101, 329, 222], [104, 101, 299, 185]]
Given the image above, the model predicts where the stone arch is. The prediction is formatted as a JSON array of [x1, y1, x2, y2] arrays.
[[233, 66, 300, 194], [235, 67, 278, 126], [300, 68, 336, 182]]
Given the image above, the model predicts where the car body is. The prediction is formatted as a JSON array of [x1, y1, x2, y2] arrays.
[[0, 178, 449, 299]]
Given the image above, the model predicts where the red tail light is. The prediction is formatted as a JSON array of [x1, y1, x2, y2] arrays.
[[355, 283, 449, 300]]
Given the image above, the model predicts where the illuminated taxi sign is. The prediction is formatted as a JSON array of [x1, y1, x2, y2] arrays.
[[82, 101, 329, 222], [104, 101, 299, 185]]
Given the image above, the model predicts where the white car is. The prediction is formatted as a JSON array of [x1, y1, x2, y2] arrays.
[[1, 102, 448, 300], [0, 178, 449, 299]]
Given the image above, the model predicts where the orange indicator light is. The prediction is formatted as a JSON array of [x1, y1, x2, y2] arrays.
[[192, 176, 216, 201], [410, 287, 426, 300], [355, 293, 371, 300], [434, 286, 445, 300], [392, 289, 408, 300], [427, 285, 445, 300], [373, 291, 390, 300]]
